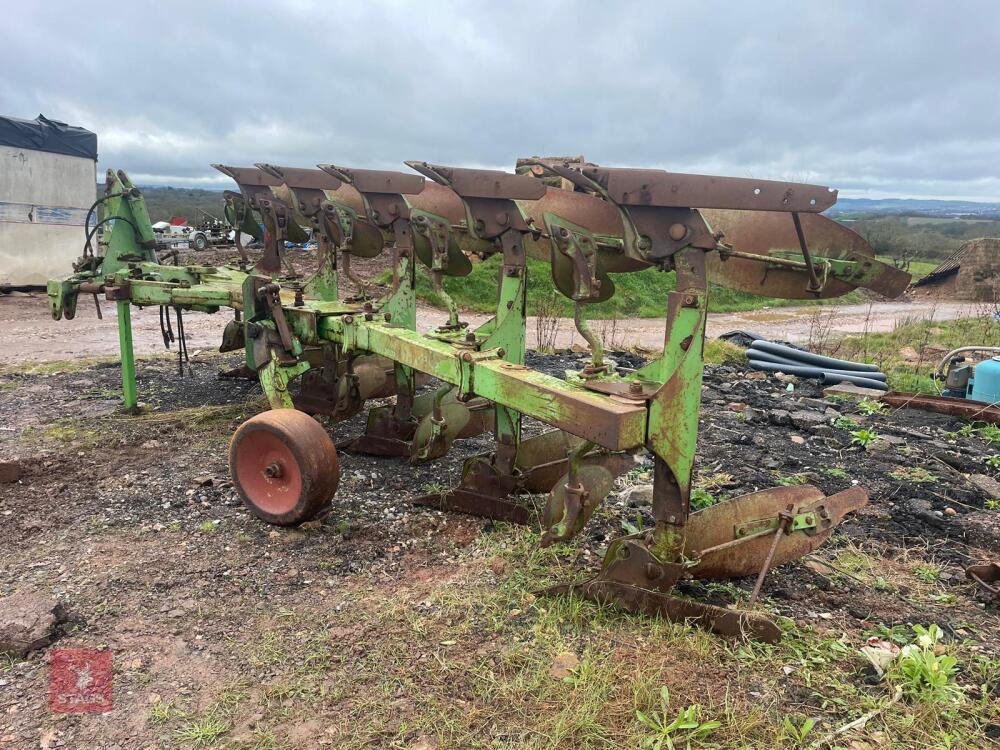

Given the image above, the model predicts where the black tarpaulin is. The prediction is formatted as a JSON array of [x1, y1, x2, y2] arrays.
[[0, 114, 97, 160]]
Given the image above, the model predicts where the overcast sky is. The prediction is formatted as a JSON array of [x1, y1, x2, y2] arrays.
[[4, 1, 999, 200]]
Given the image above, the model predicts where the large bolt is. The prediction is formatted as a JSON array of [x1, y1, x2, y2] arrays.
[[263, 462, 283, 479], [668, 223, 688, 241], [629, 381, 643, 395]]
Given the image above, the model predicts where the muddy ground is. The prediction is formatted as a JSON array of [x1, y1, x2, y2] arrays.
[[0, 343, 998, 748]]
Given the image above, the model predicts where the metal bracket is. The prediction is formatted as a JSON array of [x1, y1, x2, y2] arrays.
[[734, 507, 819, 538]]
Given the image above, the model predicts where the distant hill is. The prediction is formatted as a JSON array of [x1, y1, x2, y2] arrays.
[[829, 197, 1000, 219], [100, 184, 228, 224]]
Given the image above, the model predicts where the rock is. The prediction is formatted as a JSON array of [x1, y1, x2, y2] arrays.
[[548, 651, 579, 679], [811, 426, 840, 439], [790, 435, 807, 445], [701, 387, 721, 401], [410, 737, 438, 750], [743, 406, 765, 422], [799, 398, 830, 410], [822, 383, 888, 399], [621, 484, 653, 508], [790, 410, 827, 429], [944, 507, 957, 517], [0, 461, 22, 484], [769, 409, 791, 426], [191, 475, 214, 487], [968, 474, 1000, 500], [0, 591, 64, 657], [879, 435, 906, 446]]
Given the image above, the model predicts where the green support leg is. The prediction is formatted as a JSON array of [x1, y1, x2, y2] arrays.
[[117, 301, 138, 412]]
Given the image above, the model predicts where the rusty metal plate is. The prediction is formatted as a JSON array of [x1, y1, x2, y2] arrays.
[[407, 162, 547, 200], [686, 486, 869, 579], [413, 456, 533, 524], [410, 401, 472, 463], [407, 181, 468, 224], [704, 209, 872, 299], [549, 581, 782, 642], [257, 164, 342, 191], [579, 167, 836, 212], [581, 378, 659, 401], [318, 165, 425, 195], [880, 392, 1000, 424], [966, 563, 1000, 597], [212, 164, 282, 187], [542, 464, 616, 536]]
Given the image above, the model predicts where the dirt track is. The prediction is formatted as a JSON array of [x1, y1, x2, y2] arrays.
[[0, 293, 979, 364]]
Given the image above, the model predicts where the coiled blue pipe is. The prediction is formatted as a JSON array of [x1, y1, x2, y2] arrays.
[[749, 340, 881, 373], [745, 359, 888, 390], [747, 351, 887, 381]]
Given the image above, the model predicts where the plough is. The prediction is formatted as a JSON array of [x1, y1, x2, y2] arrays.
[[48, 160, 911, 641]]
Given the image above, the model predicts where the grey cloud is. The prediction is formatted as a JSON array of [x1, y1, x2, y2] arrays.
[[3, 1, 998, 199]]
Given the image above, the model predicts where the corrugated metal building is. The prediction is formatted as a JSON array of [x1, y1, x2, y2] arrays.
[[0, 114, 97, 287]]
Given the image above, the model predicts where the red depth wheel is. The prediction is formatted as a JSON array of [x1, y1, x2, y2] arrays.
[[229, 409, 340, 525]]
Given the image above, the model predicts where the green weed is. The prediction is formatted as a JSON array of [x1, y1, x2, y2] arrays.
[[890, 625, 963, 704], [689, 488, 718, 511], [857, 398, 888, 416], [850, 428, 880, 448], [776, 473, 809, 486], [834, 416, 860, 430], [174, 715, 230, 746], [890, 466, 936, 483], [913, 564, 941, 583], [779, 715, 817, 745], [635, 687, 721, 750]]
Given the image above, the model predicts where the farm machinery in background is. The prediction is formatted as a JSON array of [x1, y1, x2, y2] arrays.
[[48, 160, 911, 641]]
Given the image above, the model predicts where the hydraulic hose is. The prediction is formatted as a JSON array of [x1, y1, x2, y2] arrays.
[[749, 340, 880, 373]]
